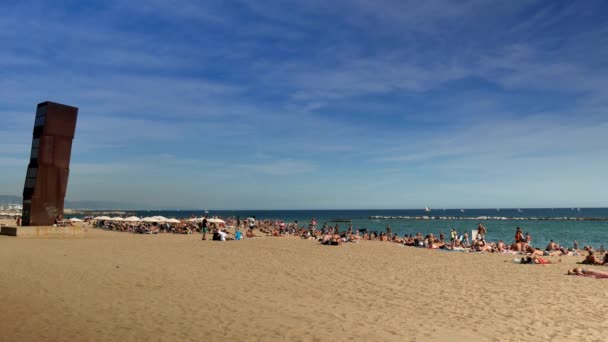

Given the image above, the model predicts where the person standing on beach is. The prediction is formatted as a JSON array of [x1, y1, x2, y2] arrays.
[[515, 227, 524, 243], [477, 222, 487, 240], [525, 232, 532, 245], [201, 217, 208, 240], [450, 228, 457, 243]]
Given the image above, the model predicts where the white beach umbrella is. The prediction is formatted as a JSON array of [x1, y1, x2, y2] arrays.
[[123, 216, 141, 222], [94, 216, 112, 220], [207, 218, 225, 224], [69, 218, 83, 222], [111, 217, 124, 221], [188, 218, 200, 222], [142, 217, 159, 223], [166, 218, 181, 224], [152, 216, 168, 222]]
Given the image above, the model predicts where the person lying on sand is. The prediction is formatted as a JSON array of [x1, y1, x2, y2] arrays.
[[319, 234, 342, 246], [567, 268, 608, 279], [519, 256, 559, 264]]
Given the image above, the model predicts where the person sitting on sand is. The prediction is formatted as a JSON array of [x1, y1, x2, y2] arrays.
[[462, 232, 469, 248], [380, 233, 389, 242], [567, 268, 608, 279], [496, 240, 506, 252], [580, 250, 602, 265], [602, 253, 608, 265], [215, 229, 233, 241], [55, 215, 66, 227], [545, 240, 559, 251], [246, 229, 256, 238]]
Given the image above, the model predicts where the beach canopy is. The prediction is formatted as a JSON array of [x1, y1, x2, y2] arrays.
[[166, 218, 181, 223], [123, 216, 140, 222], [69, 217, 83, 222], [111, 217, 124, 221], [142, 217, 159, 223], [94, 216, 112, 220], [151, 216, 168, 222], [207, 218, 225, 224], [0, 212, 21, 217]]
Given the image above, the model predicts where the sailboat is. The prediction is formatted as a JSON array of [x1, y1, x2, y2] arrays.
[[204, 209, 209, 214], [517, 208, 523, 213], [425, 205, 431, 212], [460, 209, 465, 213], [496, 208, 500, 212]]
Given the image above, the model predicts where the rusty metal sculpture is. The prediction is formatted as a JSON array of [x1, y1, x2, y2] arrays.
[[22, 101, 78, 226]]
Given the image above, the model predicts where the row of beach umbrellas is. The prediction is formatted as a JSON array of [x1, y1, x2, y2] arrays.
[[187, 217, 225, 224], [92, 216, 180, 223], [90, 216, 225, 224]]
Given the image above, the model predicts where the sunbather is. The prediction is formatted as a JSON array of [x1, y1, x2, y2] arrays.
[[567, 268, 608, 279]]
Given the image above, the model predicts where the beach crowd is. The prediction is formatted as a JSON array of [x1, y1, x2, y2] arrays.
[[88, 216, 608, 278]]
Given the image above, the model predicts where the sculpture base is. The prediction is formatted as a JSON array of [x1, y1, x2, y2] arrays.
[[0, 225, 85, 238]]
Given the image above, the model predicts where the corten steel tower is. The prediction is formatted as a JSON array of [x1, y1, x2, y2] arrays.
[[22, 101, 78, 226]]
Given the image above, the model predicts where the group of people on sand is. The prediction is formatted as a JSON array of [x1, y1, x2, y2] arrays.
[[94, 219, 197, 234], [87, 214, 608, 279]]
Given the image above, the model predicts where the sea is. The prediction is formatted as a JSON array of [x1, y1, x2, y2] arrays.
[[85, 208, 608, 249]]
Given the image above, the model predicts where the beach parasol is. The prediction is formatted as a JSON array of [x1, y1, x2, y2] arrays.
[[151, 216, 168, 222], [69, 218, 83, 222], [166, 218, 181, 224], [142, 217, 159, 223], [111, 217, 124, 221], [123, 216, 141, 222], [207, 218, 225, 224], [94, 216, 112, 221]]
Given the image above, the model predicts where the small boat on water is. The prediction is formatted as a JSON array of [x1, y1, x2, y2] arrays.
[[460, 209, 465, 213], [425, 205, 431, 212], [517, 208, 523, 213]]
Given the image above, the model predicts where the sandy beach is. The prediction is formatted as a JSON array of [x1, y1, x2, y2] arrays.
[[1, 222, 607, 342]]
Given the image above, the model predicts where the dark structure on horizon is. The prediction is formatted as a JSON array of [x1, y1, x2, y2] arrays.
[[22, 101, 78, 226]]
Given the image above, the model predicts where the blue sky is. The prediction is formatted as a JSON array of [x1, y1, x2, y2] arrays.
[[1, 0, 608, 209]]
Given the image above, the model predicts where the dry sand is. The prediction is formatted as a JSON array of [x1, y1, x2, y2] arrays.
[[1, 221, 607, 341]]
